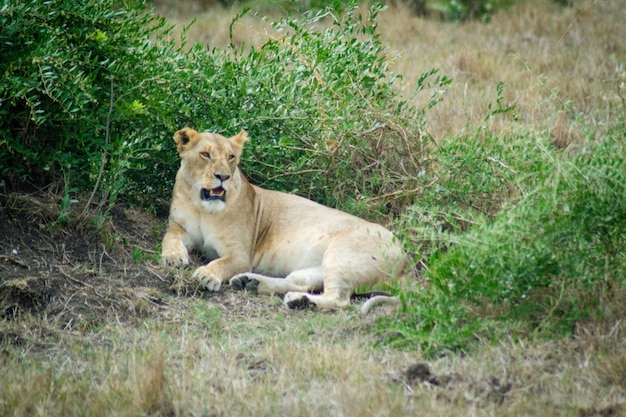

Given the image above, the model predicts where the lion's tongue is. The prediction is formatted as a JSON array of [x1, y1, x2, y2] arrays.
[[211, 187, 225, 197], [201, 187, 225, 201]]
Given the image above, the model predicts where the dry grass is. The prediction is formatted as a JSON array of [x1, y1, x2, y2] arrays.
[[378, 0, 625, 143], [2, 301, 625, 416], [155, 0, 625, 143]]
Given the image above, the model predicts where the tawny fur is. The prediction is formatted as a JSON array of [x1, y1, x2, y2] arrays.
[[161, 128, 408, 312]]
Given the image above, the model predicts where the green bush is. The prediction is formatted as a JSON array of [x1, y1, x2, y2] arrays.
[[401, 0, 514, 21], [1, 0, 444, 216], [188, 4, 434, 210], [0, 0, 180, 208], [383, 124, 626, 355], [401, 0, 576, 21]]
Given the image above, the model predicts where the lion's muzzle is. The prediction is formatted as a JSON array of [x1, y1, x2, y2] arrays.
[[201, 187, 226, 202]]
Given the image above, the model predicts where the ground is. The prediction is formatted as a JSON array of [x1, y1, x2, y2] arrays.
[[1, 191, 169, 330], [2, 189, 625, 416]]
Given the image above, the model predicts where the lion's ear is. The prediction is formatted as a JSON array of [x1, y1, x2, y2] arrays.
[[173, 128, 199, 154], [229, 130, 248, 157]]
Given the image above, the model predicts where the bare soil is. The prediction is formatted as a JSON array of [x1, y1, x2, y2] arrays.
[[1, 191, 166, 329]]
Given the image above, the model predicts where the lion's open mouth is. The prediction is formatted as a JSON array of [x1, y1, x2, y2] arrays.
[[201, 187, 226, 202]]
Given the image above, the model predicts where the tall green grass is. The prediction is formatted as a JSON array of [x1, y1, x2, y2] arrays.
[[383, 121, 626, 355]]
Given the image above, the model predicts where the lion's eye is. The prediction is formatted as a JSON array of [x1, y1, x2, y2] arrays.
[[200, 152, 211, 160], [228, 154, 235, 161]]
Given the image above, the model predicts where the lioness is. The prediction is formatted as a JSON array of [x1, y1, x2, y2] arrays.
[[161, 128, 409, 312]]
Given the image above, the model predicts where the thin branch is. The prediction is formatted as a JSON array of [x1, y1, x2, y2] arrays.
[[367, 178, 437, 202], [82, 76, 114, 218]]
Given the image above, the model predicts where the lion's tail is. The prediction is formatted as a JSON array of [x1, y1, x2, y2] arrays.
[[356, 293, 401, 315]]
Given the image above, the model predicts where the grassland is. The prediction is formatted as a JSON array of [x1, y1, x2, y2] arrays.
[[156, 0, 624, 141], [1, 0, 624, 415]]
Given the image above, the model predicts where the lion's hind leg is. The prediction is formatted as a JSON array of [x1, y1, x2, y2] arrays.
[[283, 232, 402, 311], [230, 266, 324, 295], [283, 291, 351, 310]]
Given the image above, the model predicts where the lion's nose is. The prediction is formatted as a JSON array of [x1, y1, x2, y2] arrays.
[[215, 173, 230, 182]]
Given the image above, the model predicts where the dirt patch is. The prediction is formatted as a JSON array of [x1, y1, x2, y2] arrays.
[[0, 191, 175, 330], [395, 361, 512, 406]]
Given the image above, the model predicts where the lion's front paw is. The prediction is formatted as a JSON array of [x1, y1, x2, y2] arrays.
[[161, 244, 189, 268], [161, 253, 190, 268], [193, 266, 223, 292], [284, 292, 313, 310], [230, 274, 259, 293]]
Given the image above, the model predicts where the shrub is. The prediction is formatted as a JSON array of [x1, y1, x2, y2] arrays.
[[1, 0, 444, 216], [0, 0, 180, 209], [401, 0, 515, 21], [383, 123, 626, 355], [167, 5, 450, 214]]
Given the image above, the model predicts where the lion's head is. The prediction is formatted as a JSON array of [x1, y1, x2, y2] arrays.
[[173, 128, 248, 213]]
